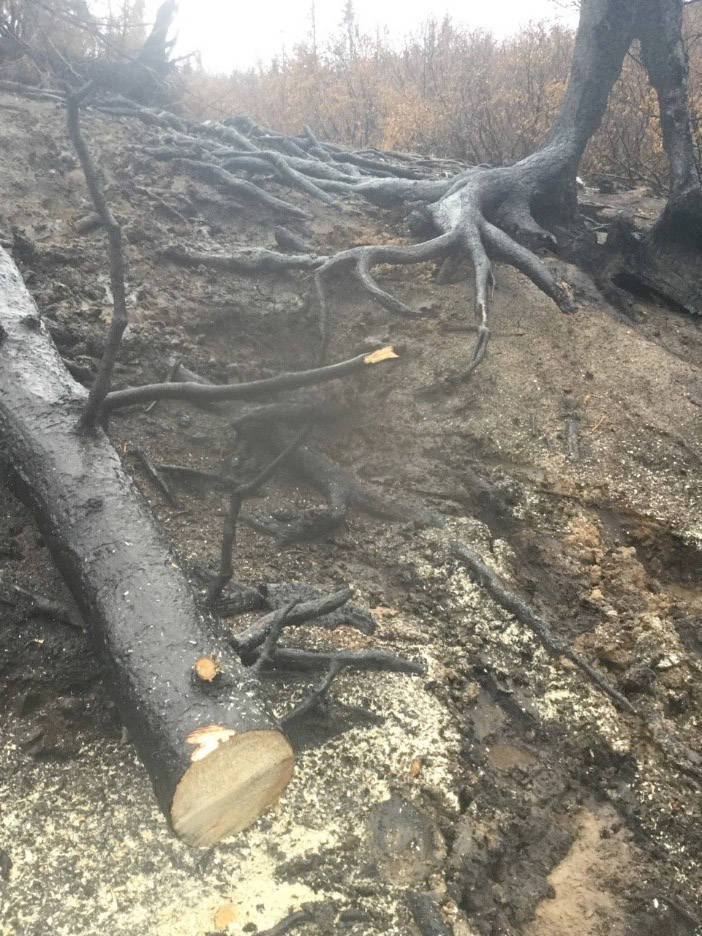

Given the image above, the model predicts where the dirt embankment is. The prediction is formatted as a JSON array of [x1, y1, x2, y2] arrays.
[[0, 92, 700, 936]]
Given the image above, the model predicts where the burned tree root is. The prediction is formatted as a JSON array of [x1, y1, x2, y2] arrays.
[[219, 585, 423, 724], [241, 435, 443, 545]]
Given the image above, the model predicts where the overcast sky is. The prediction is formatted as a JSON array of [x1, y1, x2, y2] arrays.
[[147, 0, 577, 73]]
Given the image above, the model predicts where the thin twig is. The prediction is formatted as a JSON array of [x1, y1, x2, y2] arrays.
[[65, 84, 128, 431], [155, 463, 239, 492], [231, 588, 354, 653], [450, 541, 638, 715], [132, 446, 177, 506], [102, 347, 398, 412], [206, 425, 310, 606]]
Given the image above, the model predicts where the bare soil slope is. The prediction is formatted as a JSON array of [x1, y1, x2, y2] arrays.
[[0, 92, 700, 936]]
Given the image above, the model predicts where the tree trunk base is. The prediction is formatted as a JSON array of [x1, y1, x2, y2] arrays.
[[601, 214, 702, 317]]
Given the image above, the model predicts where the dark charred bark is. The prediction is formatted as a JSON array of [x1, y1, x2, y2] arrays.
[[0, 247, 293, 847], [407, 892, 452, 936], [632, 0, 702, 313], [103, 347, 397, 412], [137, 0, 177, 71], [533, 0, 638, 222], [563, 0, 702, 317], [638, 0, 702, 229]]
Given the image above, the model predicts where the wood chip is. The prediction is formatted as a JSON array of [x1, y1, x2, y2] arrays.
[[409, 756, 423, 778], [213, 903, 237, 930]]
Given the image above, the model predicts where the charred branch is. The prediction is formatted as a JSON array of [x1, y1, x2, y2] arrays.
[[207, 426, 310, 606], [407, 892, 453, 936], [218, 582, 376, 636], [256, 646, 425, 676], [230, 588, 358, 655], [450, 541, 638, 715], [65, 85, 128, 430], [102, 347, 398, 412]]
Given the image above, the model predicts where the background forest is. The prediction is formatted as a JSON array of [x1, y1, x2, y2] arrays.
[[2, 0, 702, 190]]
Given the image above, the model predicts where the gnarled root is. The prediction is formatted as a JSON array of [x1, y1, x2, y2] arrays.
[[312, 162, 578, 378], [241, 432, 443, 546], [106, 95, 580, 377], [222, 583, 423, 725]]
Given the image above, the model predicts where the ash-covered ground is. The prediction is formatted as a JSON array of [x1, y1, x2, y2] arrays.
[[0, 92, 700, 936]]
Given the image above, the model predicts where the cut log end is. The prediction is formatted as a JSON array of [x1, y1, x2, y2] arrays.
[[170, 729, 294, 848]]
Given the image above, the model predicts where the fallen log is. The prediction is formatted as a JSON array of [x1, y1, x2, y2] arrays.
[[0, 247, 294, 847]]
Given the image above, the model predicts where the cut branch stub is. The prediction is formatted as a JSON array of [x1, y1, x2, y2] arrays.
[[0, 247, 293, 847], [194, 655, 221, 682]]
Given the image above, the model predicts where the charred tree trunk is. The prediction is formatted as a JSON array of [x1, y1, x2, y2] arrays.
[[525, 0, 638, 223], [137, 0, 178, 71], [638, 0, 702, 234], [629, 0, 702, 313], [0, 247, 294, 847], [525, 0, 702, 313]]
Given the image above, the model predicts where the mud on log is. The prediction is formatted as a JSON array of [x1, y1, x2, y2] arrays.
[[0, 247, 293, 847]]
